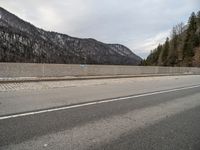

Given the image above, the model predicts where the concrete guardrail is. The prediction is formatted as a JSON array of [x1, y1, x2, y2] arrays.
[[0, 63, 200, 78]]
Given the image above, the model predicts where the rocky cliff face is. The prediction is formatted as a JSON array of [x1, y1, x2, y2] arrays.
[[0, 7, 142, 65]]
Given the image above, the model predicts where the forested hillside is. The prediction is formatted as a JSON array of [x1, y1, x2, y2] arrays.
[[143, 10, 200, 67]]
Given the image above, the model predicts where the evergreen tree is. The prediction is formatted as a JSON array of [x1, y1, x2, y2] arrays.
[[195, 11, 200, 46], [196, 11, 200, 25], [162, 37, 170, 65], [146, 44, 163, 65], [188, 12, 197, 31], [183, 12, 197, 59]]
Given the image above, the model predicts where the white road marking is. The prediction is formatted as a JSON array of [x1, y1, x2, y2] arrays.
[[0, 84, 200, 121], [2, 88, 200, 150]]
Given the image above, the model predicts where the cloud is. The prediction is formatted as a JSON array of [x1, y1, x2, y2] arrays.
[[0, 0, 199, 58], [132, 30, 170, 58]]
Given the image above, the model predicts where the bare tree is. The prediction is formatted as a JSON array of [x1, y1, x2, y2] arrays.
[[171, 22, 184, 39]]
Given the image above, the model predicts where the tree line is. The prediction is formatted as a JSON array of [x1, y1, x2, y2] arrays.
[[142, 10, 200, 67]]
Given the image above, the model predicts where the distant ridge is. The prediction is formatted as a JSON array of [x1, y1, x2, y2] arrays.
[[0, 7, 142, 65]]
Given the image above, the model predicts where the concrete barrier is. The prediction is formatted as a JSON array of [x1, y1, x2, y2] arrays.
[[0, 63, 200, 78]]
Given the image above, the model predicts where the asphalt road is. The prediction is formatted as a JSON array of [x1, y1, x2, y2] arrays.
[[0, 76, 200, 149], [1, 75, 200, 116]]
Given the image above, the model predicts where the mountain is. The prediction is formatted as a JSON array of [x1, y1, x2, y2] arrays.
[[0, 7, 142, 65], [143, 10, 200, 67]]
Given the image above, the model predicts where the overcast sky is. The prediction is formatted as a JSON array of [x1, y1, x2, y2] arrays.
[[0, 0, 200, 58]]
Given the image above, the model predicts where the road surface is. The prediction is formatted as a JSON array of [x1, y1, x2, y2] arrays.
[[0, 75, 200, 149]]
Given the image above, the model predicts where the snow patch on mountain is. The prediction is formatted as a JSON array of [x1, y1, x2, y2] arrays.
[[0, 7, 142, 65]]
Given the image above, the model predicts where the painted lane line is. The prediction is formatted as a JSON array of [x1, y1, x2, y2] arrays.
[[0, 84, 200, 121]]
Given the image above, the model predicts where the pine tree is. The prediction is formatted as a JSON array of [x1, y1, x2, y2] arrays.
[[188, 12, 197, 32], [162, 37, 169, 65], [183, 12, 197, 59], [195, 11, 200, 46], [196, 11, 200, 25]]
